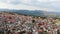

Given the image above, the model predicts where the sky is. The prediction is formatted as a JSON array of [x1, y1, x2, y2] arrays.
[[0, 0, 60, 12]]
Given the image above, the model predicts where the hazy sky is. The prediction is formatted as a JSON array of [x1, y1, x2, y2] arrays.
[[0, 0, 60, 12]]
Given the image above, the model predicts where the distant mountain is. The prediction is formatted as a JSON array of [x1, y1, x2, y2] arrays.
[[14, 10, 45, 17], [0, 9, 60, 17], [0, 9, 45, 17], [45, 12, 60, 16]]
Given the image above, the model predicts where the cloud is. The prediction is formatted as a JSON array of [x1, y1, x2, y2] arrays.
[[0, 1, 54, 11], [37, 0, 60, 3], [0, 0, 20, 4], [0, 2, 40, 10], [0, 0, 60, 12]]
